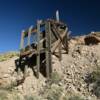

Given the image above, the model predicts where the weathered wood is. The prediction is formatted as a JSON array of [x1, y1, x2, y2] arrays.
[[45, 21, 50, 78], [23, 20, 45, 37], [48, 22, 52, 77], [64, 31, 71, 53], [56, 10, 60, 22], [37, 20, 41, 78], [56, 10, 62, 60], [23, 19, 66, 37], [27, 26, 33, 46], [53, 25, 68, 51], [58, 42, 62, 61], [20, 30, 25, 49], [45, 21, 52, 78], [51, 28, 68, 52], [19, 16, 69, 79], [48, 19, 66, 27]]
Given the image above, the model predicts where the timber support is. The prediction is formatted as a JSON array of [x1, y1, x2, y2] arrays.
[[17, 11, 69, 78]]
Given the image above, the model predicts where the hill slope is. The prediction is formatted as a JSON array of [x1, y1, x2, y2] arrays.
[[0, 32, 100, 100]]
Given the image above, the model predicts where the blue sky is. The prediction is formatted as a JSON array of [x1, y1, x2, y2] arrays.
[[0, 0, 100, 52]]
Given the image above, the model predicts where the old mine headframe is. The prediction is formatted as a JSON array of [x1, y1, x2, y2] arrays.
[[17, 11, 69, 78]]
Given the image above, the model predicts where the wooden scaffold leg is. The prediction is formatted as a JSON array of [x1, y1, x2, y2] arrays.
[[37, 20, 41, 78], [20, 30, 25, 50], [45, 21, 52, 78], [27, 26, 33, 47]]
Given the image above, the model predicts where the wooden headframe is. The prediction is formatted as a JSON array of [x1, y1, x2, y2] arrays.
[[19, 18, 69, 78]]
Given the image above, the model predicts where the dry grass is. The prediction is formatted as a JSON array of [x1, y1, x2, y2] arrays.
[[0, 51, 19, 62]]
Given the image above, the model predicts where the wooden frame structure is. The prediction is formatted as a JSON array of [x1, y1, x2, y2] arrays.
[[18, 12, 69, 78]]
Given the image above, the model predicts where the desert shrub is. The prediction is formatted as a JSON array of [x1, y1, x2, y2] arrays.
[[87, 70, 100, 83], [93, 85, 100, 98], [0, 90, 8, 100], [85, 67, 100, 98], [0, 52, 19, 62], [46, 86, 63, 100], [68, 95, 84, 100], [0, 85, 20, 100], [50, 72, 61, 84], [24, 95, 40, 100], [12, 94, 21, 100], [0, 81, 17, 92], [62, 94, 84, 100]]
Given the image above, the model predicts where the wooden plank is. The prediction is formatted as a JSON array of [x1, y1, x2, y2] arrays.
[[23, 19, 66, 37], [20, 30, 25, 50], [27, 26, 33, 46], [53, 25, 68, 51], [45, 21, 50, 78], [58, 42, 62, 61], [56, 10, 60, 22], [64, 31, 71, 53], [48, 22, 52, 77], [37, 20, 41, 78], [45, 21, 52, 78], [39, 38, 46, 43], [24, 20, 45, 37], [48, 19, 66, 26], [56, 10, 62, 60], [51, 28, 68, 53]]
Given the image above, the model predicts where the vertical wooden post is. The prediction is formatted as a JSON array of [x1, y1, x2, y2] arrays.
[[56, 10, 62, 61], [56, 10, 60, 22], [45, 21, 52, 78], [27, 26, 33, 46], [58, 28, 62, 60], [37, 20, 41, 78], [59, 43, 62, 61], [20, 30, 25, 50], [65, 31, 70, 54]]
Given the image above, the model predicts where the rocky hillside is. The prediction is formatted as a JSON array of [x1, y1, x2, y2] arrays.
[[0, 32, 100, 100]]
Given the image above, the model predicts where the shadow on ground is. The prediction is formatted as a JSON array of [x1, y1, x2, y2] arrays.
[[15, 53, 46, 78]]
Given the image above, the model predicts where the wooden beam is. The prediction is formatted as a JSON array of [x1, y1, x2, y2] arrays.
[[51, 28, 68, 53], [37, 20, 41, 78], [24, 20, 45, 37], [58, 42, 62, 61], [56, 10, 62, 60], [48, 22, 52, 77], [48, 19, 66, 27], [53, 25, 68, 51], [20, 30, 25, 50], [27, 26, 33, 46], [65, 31, 71, 53], [23, 19, 66, 37], [45, 21, 52, 78], [56, 10, 60, 22]]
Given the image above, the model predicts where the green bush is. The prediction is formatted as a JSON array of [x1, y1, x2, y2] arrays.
[[68, 95, 84, 100], [94, 86, 100, 98], [0, 81, 17, 92], [62, 94, 84, 100], [90, 70, 100, 83], [24, 95, 40, 100], [0, 52, 19, 62], [12, 94, 21, 100], [0, 90, 8, 100], [50, 72, 61, 84], [85, 67, 100, 98], [46, 86, 63, 100]]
